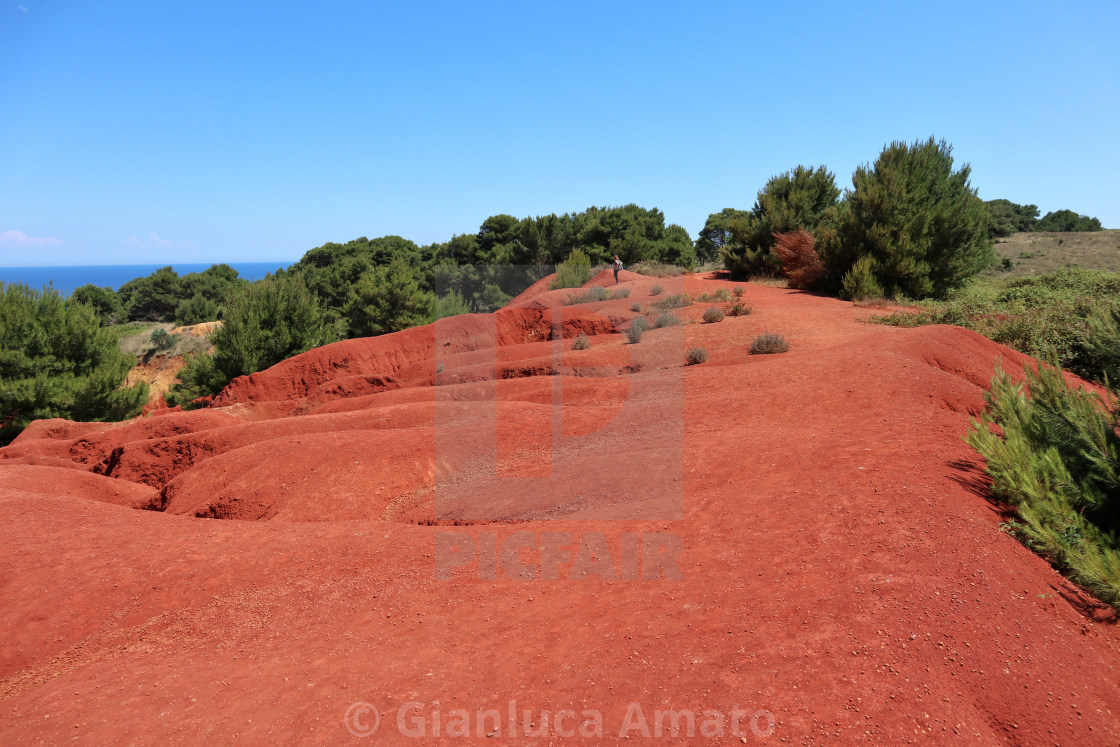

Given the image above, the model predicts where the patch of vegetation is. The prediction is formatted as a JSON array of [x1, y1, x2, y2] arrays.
[[747, 274, 788, 288], [655, 312, 683, 329], [0, 282, 148, 444], [549, 248, 592, 290], [571, 333, 590, 350], [653, 293, 690, 311], [727, 300, 752, 317], [750, 332, 790, 355], [968, 361, 1120, 612], [166, 274, 334, 407], [626, 316, 648, 344], [564, 285, 611, 305], [702, 306, 725, 323], [695, 288, 731, 303], [873, 267, 1120, 383], [733, 286, 745, 297], [685, 347, 709, 365], [649, 285, 664, 296], [629, 260, 688, 278], [630, 302, 642, 313], [149, 327, 174, 351], [840, 256, 885, 301], [719, 165, 841, 278], [612, 287, 631, 299]]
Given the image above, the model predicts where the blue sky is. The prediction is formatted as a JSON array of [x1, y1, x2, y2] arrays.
[[1, 0, 1117, 266]]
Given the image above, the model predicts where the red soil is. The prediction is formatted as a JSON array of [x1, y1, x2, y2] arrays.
[[2, 270, 1119, 744]]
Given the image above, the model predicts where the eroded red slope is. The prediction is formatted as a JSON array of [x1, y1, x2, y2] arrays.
[[1, 271, 1118, 745]]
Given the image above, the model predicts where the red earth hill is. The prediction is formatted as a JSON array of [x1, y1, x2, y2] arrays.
[[1, 270, 1118, 744]]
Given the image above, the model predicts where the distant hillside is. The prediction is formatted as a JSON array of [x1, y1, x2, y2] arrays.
[[988, 230, 1120, 278]]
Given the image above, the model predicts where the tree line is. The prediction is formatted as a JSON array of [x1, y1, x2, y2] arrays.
[[1, 138, 1109, 438], [699, 137, 1106, 300]]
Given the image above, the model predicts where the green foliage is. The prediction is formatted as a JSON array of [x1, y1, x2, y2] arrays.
[[727, 300, 752, 317], [346, 259, 433, 338], [169, 273, 335, 406], [695, 288, 731, 302], [627, 317, 648, 344], [118, 266, 182, 322], [150, 327, 173, 351], [695, 208, 750, 264], [571, 333, 590, 351], [719, 165, 841, 279], [654, 312, 682, 328], [653, 293, 690, 310], [630, 302, 642, 313], [874, 268, 1120, 383], [842, 137, 994, 298], [685, 347, 709, 365], [1087, 306, 1120, 384], [840, 255, 885, 301], [174, 293, 221, 325], [433, 290, 470, 320], [564, 285, 611, 305], [165, 351, 225, 409], [550, 248, 592, 290], [1037, 209, 1103, 232], [702, 306, 724, 323], [968, 363, 1120, 610], [71, 284, 124, 325], [750, 332, 790, 355], [629, 260, 688, 278], [0, 282, 148, 444], [985, 199, 1040, 237], [732, 286, 745, 297], [118, 264, 245, 323]]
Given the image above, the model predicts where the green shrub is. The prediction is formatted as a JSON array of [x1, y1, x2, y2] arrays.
[[732, 286, 745, 298], [622, 320, 649, 347], [649, 285, 664, 296], [719, 165, 841, 279], [168, 274, 332, 406], [702, 306, 724, 323], [630, 302, 642, 313], [750, 332, 790, 355], [695, 288, 732, 303], [653, 293, 689, 310], [550, 248, 592, 290], [571, 333, 591, 350], [564, 285, 610, 305], [1087, 306, 1120, 384], [346, 259, 433, 337], [71, 284, 124, 325], [150, 327, 174, 351], [873, 268, 1120, 383], [613, 287, 631, 299], [629, 260, 687, 278], [842, 137, 994, 298], [968, 362, 1120, 611], [165, 351, 225, 408], [840, 256, 885, 301], [433, 290, 470, 320], [0, 282, 148, 444], [685, 347, 709, 365], [655, 312, 682, 328], [727, 300, 752, 317]]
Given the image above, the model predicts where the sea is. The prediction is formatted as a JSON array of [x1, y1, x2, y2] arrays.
[[0, 262, 294, 296]]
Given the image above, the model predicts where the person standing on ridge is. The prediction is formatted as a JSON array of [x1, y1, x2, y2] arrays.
[[612, 255, 623, 285]]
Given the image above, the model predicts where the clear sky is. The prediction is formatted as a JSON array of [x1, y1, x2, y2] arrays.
[[1, 0, 1117, 266]]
